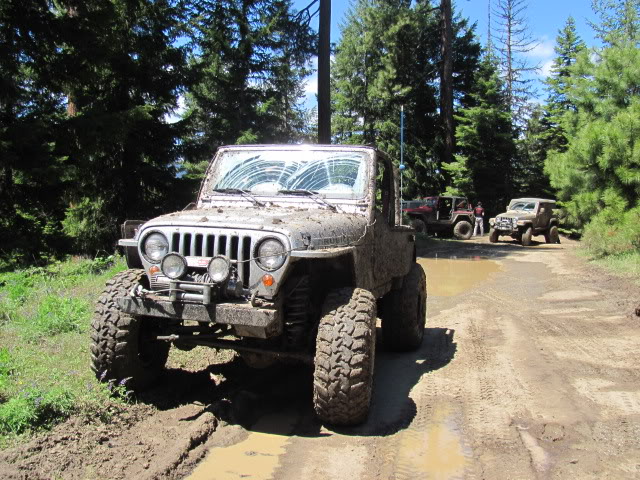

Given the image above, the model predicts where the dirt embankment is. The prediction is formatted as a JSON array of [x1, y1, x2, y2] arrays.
[[1, 236, 639, 479]]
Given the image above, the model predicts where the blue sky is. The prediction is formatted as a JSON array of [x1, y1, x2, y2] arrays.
[[294, 0, 601, 103]]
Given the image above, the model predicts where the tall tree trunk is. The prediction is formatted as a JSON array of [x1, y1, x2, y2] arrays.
[[66, 3, 78, 116], [317, 0, 331, 144], [440, 0, 454, 168]]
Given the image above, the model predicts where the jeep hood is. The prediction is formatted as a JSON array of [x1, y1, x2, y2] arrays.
[[139, 206, 370, 251], [498, 210, 535, 219]]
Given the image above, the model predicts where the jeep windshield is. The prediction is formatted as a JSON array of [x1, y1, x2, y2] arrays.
[[204, 149, 369, 200], [509, 201, 536, 212]]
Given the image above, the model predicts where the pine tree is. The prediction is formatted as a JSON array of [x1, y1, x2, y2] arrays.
[[331, 0, 481, 198], [182, 0, 315, 180], [591, 0, 640, 45], [444, 55, 516, 215], [54, 0, 189, 252], [544, 16, 586, 153], [517, 106, 553, 196], [0, 0, 66, 263], [545, 41, 640, 254]]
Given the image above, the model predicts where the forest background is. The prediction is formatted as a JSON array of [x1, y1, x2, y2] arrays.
[[1, 0, 639, 268]]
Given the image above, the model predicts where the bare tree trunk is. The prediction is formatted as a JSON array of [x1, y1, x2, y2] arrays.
[[440, 0, 454, 167], [66, 3, 78, 116], [317, 0, 331, 144]]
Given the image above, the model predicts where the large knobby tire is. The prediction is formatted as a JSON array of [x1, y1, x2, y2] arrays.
[[381, 263, 427, 351], [410, 218, 427, 233], [453, 220, 473, 240], [545, 225, 561, 244], [489, 228, 499, 243], [521, 226, 533, 246], [91, 269, 170, 391], [313, 288, 377, 426]]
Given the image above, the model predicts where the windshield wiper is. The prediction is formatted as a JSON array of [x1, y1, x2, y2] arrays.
[[277, 189, 341, 212], [211, 188, 265, 207]]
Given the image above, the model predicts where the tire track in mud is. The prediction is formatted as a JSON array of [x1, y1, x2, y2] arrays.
[[376, 326, 475, 480]]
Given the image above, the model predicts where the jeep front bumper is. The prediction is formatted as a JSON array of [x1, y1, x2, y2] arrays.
[[118, 297, 281, 339]]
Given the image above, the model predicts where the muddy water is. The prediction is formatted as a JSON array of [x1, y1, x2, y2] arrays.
[[418, 256, 501, 297], [394, 405, 468, 479], [187, 413, 295, 480]]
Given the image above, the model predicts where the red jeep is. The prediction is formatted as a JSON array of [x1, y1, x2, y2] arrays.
[[402, 196, 474, 240]]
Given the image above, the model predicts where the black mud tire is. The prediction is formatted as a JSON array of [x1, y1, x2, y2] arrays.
[[453, 220, 473, 240], [90, 269, 170, 391], [545, 225, 561, 244], [313, 288, 377, 426], [489, 228, 499, 243], [521, 226, 533, 246], [381, 263, 427, 352], [410, 218, 427, 233]]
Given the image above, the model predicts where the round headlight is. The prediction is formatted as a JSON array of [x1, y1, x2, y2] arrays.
[[143, 232, 169, 263], [208, 256, 231, 283], [256, 238, 286, 271], [161, 253, 187, 279]]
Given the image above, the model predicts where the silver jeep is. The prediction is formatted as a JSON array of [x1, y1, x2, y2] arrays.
[[91, 144, 427, 425], [488, 197, 560, 246]]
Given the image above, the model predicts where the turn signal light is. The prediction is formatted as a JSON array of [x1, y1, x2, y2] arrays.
[[149, 265, 161, 276], [262, 274, 274, 287]]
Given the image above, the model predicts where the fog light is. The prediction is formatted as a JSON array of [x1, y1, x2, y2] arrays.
[[262, 274, 274, 287], [208, 256, 231, 283], [161, 253, 187, 279]]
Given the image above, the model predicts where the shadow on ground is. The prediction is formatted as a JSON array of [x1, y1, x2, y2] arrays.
[[134, 326, 456, 440]]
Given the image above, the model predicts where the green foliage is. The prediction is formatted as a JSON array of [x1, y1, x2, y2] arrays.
[[446, 55, 517, 215], [0, 386, 75, 435], [591, 0, 640, 45], [62, 198, 117, 254], [181, 0, 315, 177], [581, 206, 640, 257], [18, 296, 91, 339], [331, 0, 481, 198], [0, 256, 127, 441], [546, 42, 640, 234], [543, 17, 586, 153]]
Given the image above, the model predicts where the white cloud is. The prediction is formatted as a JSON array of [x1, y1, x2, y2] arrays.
[[304, 74, 318, 95], [526, 35, 555, 59], [541, 59, 554, 77]]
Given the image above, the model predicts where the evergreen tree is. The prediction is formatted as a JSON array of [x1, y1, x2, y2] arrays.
[[444, 54, 516, 215], [54, 0, 189, 252], [182, 0, 315, 180], [544, 16, 586, 153], [0, 0, 67, 263], [517, 105, 552, 197], [331, 0, 481, 198], [591, 0, 640, 45], [545, 41, 640, 254]]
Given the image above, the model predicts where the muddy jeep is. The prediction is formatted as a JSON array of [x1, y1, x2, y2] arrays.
[[91, 144, 426, 426], [403, 195, 474, 239], [488, 198, 560, 246]]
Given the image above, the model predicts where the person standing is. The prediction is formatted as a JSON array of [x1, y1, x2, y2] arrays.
[[473, 202, 485, 236]]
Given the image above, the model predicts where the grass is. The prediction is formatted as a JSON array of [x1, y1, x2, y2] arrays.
[[0, 255, 128, 446], [584, 250, 640, 282]]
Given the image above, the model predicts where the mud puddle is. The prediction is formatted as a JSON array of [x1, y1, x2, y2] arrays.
[[187, 412, 295, 480], [418, 256, 501, 297]]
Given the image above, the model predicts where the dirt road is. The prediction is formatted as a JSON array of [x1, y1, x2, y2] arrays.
[[2, 236, 639, 479], [186, 237, 640, 480]]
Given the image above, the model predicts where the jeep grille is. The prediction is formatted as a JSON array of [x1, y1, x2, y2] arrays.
[[169, 232, 252, 287], [496, 217, 516, 229]]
